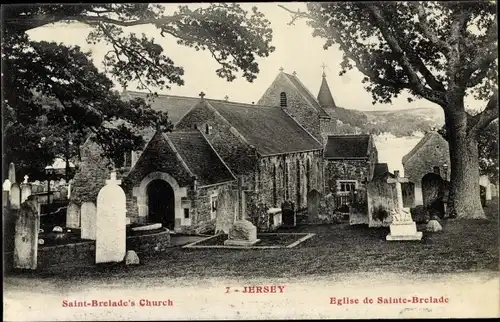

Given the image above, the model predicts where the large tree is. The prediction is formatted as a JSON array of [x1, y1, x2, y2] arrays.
[[281, 2, 498, 219], [2, 4, 274, 178]]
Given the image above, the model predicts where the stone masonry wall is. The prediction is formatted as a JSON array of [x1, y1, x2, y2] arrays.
[[254, 150, 324, 210], [258, 74, 322, 143], [324, 159, 371, 195], [404, 135, 450, 187], [196, 183, 238, 233]]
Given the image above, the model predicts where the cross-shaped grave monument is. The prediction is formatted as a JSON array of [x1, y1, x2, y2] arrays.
[[386, 171, 423, 241]]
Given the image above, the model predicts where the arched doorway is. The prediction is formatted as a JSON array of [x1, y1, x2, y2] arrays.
[[146, 179, 175, 229]]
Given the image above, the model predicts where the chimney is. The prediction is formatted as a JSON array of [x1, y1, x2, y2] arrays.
[[433, 166, 441, 175]]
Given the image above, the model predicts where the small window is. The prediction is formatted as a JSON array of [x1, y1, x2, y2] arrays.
[[205, 124, 211, 135], [210, 195, 218, 220], [184, 208, 190, 219], [280, 92, 287, 107], [338, 180, 357, 192], [193, 124, 198, 130]]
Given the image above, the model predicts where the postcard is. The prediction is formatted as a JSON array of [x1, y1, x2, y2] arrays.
[[3, 2, 499, 320]]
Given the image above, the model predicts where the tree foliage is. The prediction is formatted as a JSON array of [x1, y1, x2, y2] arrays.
[[2, 4, 275, 178]]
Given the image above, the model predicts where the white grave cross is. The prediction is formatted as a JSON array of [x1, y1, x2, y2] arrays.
[[106, 171, 121, 185], [23, 175, 29, 184]]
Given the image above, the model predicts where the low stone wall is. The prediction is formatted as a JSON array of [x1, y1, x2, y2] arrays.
[[4, 230, 171, 272]]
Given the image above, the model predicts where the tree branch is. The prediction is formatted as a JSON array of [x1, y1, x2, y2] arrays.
[[364, 4, 446, 105], [409, 2, 450, 57], [469, 90, 499, 134]]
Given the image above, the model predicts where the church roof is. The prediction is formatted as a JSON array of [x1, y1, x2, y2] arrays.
[[282, 73, 331, 119], [207, 100, 323, 156], [317, 75, 336, 108], [165, 131, 236, 186], [325, 134, 371, 159], [123, 90, 199, 125]]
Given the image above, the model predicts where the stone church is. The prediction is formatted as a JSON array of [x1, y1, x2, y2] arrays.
[[71, 69, 379, 233]]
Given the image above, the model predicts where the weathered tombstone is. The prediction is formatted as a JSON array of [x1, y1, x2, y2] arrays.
[[66, 202, 81, 228], [422, 172, 446, 218], [10, 183, 21, 210], [491, 184, 498, 198], [8, 162, 16, 184], [20, 183, 32, 203], [96, 171, 126, 264], [3, 179, 12, 208], [224, 219, 259, 246], [81, 201, 97, 240], [366, 176, 397, 227], [3, 179, 12, 192], [480, 185, 487, 207], [349, 187, 368, 225], [14, 196, 40, 269], [31, 183, 40, 194], [386, 171, 423, 241], [401, 182, 415, 208], [60, 186, 68, 200], [281, 201, 296, 227], [307, 189, 321, 222]]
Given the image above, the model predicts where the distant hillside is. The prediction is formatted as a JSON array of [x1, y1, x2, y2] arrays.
[[330, 106, 445, 137]]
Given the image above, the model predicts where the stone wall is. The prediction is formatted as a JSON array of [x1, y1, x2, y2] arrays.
[[4, 230, 171, 271], [175, 102, 259, 175], [196, 183, 238, 233], [319, 118, 338, 146], [254, 150, 324, 210], [258, 74, 322, 142], [403, 134, 450, 188], [70, 138, 113, 205], [324, 159, 371, 195]]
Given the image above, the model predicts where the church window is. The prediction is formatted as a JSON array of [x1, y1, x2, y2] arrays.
[[280, 92, 287, 107], [337, 180, 357, 193], [205, 124, 211, 135], [184, 208, 190, 219], [284, 160, 289, 200], [210, 194, 218, 220], [273, 165, 277, 206], [306, 159, 311, 193], [296, 159, 301, 206]]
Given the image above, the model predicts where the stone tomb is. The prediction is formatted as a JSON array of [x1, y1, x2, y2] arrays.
[[95, 172, 126, 263], [386, 171, 423, 241], [14, 196, 40, 269], [80, 201, 97, 240], [66, 202, 81, 229], [421, 172, 449, 218], [224, 220, 259, 246]]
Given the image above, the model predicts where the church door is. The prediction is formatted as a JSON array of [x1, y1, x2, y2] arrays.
[[147, 179, 175, 229]]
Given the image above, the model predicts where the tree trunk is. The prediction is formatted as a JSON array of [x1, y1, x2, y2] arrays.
[[445, 109, 486, 219]]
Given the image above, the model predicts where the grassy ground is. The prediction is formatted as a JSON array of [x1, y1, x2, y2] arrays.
[[6, 198, 498, 283]]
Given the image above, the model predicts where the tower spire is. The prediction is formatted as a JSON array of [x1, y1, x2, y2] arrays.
[[317, 65, 336, 108]]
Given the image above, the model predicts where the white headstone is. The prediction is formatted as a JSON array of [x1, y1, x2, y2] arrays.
[[10, 183, 21, 210], [3, 179, 12, 192], [81, 202, 97, 240], [66, 202, 81, 229], [20, 183, 32, 203], [14, 197, 39, 269], [96, 171, 126, 264], [8, 162, 16, 184]]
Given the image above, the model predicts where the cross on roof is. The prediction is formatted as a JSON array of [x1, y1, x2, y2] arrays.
[[279, 67, 284, 72], [321, 63, 327, 77], [199, 92, 206, 99], [292, 71, 297, 76], [224, 95, 229, 101]]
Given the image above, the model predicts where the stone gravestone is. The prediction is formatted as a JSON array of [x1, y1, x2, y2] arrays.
[[60, 185, 68, 201], [421, 172, 446, 218], [96, 172, 126, 264], [224, 219, 259, 246], [20, 183, 32, 203], [3, 179, 12, 208], [349, 187, 368, 225], [281, 201, 296, 228], [385, 171, 423, 241], [81, 201, 97, 240], [66, 202, 81, 229], [307, 189, 321, 222], [401, 182, 415, 208], [10, 183, 21, 210], [366, 176, 397, 228], [8, 162, 16, 184], [14, 196, 40, 269], [480, 185, 487, 207]]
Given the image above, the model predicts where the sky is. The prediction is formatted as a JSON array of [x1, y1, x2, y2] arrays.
[[27, 2, 484, 113]]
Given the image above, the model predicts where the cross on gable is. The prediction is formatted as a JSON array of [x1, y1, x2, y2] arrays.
[[321, 63, 327, 77], [23, 175, 29, 183], [279, 67, 284, 72], [199, 92, 206, 99], [292, 71, 297, 76], [106, 171, 122, 185], [224, 95, 229, 101]]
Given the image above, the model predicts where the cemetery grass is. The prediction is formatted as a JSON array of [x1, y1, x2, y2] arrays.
[[8, 198, 498, 283]]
